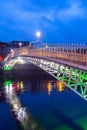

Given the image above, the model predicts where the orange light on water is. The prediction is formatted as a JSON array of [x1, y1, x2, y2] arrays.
[[57, 81, 64, 92], [47, 82, 52, 95]]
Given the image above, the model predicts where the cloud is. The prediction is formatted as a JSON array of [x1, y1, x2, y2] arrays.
[[0, 0, 87, 42], [57, 2, 86, 21], [0, 0, 56, 35]]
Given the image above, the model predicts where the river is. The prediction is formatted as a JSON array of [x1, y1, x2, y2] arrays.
[[0, 64, 87, 130]]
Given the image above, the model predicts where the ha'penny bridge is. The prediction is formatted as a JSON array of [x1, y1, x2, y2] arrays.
[[3, 41, 87, 100]]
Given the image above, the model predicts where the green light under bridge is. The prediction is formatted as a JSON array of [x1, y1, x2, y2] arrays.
[[4, 65, 13, 71], [4, 80, 12, 86]]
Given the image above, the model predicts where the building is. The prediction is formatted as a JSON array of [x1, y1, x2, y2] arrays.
[[0, 41, 8, 62]]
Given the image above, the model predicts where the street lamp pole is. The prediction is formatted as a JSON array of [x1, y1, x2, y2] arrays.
[[36, 31, 41, 42]]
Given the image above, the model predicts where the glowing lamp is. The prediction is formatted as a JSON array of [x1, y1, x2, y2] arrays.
[[36, 31, 41, 38]]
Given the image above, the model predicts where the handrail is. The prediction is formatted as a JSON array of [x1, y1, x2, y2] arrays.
[[4, 44, 87, 67]]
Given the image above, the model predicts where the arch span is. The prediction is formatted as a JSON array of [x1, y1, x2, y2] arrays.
[[4, 55, 87, 100]]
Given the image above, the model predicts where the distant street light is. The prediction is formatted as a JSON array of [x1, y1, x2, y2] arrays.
[[18, 57, 21, 60], [19, 42, 22, 48], [11, 49, 13, 52]]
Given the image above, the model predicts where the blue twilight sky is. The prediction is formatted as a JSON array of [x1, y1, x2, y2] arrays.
[[0, 0, 87, 43]]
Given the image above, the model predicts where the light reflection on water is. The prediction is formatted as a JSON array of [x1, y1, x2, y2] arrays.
[[3, 80, 44, 130], [0, 70, 87, 130]]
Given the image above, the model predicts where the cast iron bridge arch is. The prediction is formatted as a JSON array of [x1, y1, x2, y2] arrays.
[[3, 42, 87, 100]]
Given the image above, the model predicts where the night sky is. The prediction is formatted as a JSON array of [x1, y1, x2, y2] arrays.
[[0, 0, 87, 43]]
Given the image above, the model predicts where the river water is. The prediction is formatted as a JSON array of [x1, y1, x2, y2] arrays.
[[0, 64, 87, 130]]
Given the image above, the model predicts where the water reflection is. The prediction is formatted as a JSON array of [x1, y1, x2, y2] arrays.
[[4, 80, 25, 93], [0, 71, 69, 130], [29, 80, 67, 95], [47, 82, 52, 95], [57, 81, 65, 92], [0, 77, 68, 104], [1, 69, 87, 130], [4, 80, 45, 130]]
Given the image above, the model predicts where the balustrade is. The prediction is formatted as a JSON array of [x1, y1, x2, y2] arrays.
[[4, 44, 87, 67]]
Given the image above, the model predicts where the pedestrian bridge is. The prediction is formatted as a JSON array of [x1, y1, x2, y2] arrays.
[[3, 42, 87, 100]]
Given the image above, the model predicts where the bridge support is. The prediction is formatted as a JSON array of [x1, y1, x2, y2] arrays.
[[25, 57, 87, 100]]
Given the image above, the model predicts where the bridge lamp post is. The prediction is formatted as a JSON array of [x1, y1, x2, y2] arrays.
[[29, 42, 31, 48], [19, 42, 22, 48], [46, 44, 48, 49], [36, 31, 41, 41]]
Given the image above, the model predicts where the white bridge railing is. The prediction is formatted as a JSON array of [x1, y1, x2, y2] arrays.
[[4, 44, 87, 67]]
